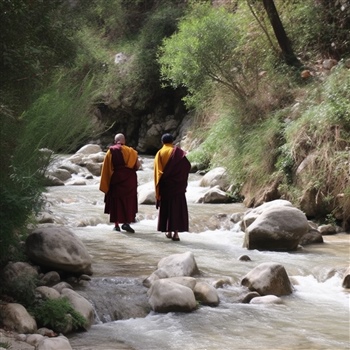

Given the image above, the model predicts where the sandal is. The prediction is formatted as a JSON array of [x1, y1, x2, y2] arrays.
[[172, 236, 180, 241], [165, 232, 172, 239]]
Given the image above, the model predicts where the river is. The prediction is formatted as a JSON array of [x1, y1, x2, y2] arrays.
[[44, 157, 349, 350]]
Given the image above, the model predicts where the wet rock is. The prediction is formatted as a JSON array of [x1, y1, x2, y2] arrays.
[[61, 288, 95, 330], [193, 281, 220, 306], [196, 185, 231, 204], [241, 262, 293, 296], [243, 205, 308, 251], [147, 279, 197, 313], [238, 254, 251, 261], [25, 226, 93, 275], [299, 229, 324, 245], [342, 266, 350, 289]]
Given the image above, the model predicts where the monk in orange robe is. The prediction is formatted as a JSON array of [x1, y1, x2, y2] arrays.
[[100, 133, 140, 233], [154, 133, 191, 241]]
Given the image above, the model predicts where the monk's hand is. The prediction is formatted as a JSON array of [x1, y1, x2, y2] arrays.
[[156, 200, 161, 209]]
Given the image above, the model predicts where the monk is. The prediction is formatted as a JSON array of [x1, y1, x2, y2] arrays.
[[100, 133, 141, 233], [154, 133, 191, 241]]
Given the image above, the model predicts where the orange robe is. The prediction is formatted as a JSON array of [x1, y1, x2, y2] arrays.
[[154, 143, 191, 232], [100, 144, 139, 223]]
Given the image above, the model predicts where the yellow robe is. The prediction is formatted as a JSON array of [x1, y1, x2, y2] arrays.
[[154, 143, 174, 200], [99, 145, 139, 194]]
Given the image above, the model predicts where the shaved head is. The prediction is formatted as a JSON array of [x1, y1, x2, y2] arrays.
[[114, 133, 126, 145]]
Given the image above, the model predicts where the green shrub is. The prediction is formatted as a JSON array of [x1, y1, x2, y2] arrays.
[[0, 72, 98, 267], [279, 64, 350, 217], [0, 341, 11, 349], [0, 274, 38, 308], [31, 297, 87, 333], [158, 3, 246, 108]]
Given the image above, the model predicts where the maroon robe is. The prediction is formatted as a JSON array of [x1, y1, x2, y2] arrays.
[[157, 147, 191, 232], [104, 145, 138, 223]]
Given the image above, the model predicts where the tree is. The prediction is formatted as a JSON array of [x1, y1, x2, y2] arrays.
[[262, 0, 300, 66], [247, 0, 301, 67], [158, 4, 249, 107]]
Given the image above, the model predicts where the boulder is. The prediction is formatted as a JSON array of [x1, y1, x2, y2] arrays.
[[26, 334, 44, 347], [85, 162, 102, 176], [86, 152, 106, 163], [193, 281, 220, 306], [147, 279, 197, 313], [35, 286, 60, 300], [40, 271, 61, 286], [59, 161, 81, 174], [318, 224, 337, 235], [342, 266, 350, 289], [157, 251, 199, 278], [52, 282, 73, 293], [143, 252, 199, 287], [241, 200, 293, 230], [0, 303, 37, 333], [43, 175, 65, 187], [167, 276, 197, 290], [36, 335, 73, 350], [196, 186, 231, 204], [25, 226, 93, 275], [243, 206, 309, 251], [48, 168, 72, 182], [75, 144, 102, 155], [241, 262, 293, 296], [249, 295, 283, 304], [1, 262, 39, 286], [60, 288, 95, 330], [299, 229, 324, 245], [138, 182, 156, 205], [199, 167, 229, 190]]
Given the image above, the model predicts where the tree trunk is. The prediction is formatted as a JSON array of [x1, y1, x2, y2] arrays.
[[262, 0, 301, 67]]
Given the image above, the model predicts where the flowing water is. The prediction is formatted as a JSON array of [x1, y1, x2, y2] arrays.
[[44, 157, 349, 350]]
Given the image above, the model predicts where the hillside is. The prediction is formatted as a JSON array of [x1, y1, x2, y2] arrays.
[[0, 0, 349, 266]]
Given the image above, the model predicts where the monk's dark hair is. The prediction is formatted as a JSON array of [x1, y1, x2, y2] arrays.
[[161, 133, 174, 144]]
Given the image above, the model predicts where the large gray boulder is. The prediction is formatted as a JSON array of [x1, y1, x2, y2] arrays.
[[241, 262, 293, 296], [25, 226, 93, 275], [143, 251, 199, 287], [0, 303, 37, 333], [147, 279, 197, 313], [138, 182, 156, 205], [199, 167, 229, 190], [241, 200, 293, 230], [158, 251, 199, 277], [243, 205, 309, 251]]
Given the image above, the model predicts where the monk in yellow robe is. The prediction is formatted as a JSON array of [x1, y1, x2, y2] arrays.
[[100, 133, 140, 233], [154, 133, 191, 241]]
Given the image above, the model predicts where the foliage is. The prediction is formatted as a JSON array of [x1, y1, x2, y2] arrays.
[[0, 0, 77, 110], [0, 274, 38, 307], [278, 63, 350, 218], [158, 3, 248, 107], [133, 2, 185, 93], [31, 297, 87, 333], [0, 73, 98, 266], [0, 342, 11, 350], [19, 73, 99, 154]]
